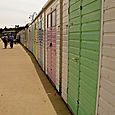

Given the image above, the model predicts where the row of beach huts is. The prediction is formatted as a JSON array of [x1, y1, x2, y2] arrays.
[[17, 0, 115, 115]]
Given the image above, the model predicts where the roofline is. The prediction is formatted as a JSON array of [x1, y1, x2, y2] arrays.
[[28, 0, 54, 26]]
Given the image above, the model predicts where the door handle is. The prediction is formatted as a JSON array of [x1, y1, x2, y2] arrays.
[[72, 57, 79, 62], [50, 43, 52, 47]]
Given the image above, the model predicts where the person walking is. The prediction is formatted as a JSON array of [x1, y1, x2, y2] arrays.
[[1, 34, 8, 49], [9, 33, 14, 48]]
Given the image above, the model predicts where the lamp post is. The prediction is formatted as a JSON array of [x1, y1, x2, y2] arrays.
[[29, 12, 37, 21]]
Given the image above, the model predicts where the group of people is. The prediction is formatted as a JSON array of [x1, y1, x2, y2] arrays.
[[1, 33, 14, 49]]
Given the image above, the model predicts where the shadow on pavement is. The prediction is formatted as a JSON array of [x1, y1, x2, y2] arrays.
[[22, 45, 72, 115]]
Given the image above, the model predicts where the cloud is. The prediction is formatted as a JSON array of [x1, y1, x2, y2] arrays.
[[0, 0, 48, 28]]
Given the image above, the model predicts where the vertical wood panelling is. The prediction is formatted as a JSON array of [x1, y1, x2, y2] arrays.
[[56, 0, 61, 91], [68, 0, 81, 114], [62, 0, 69, 103]]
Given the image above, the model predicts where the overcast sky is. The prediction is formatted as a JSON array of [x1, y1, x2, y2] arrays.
[[0, 0, 48, 28]]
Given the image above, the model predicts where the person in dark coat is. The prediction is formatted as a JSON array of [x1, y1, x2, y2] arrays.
[[8, 33, 14, 48], [1, 34, 8, 49]]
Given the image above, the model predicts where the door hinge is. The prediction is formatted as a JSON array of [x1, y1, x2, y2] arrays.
[[68, 7, 70, 14], [77, 100, 79, 104], [80, 6, 82, 10], [67, 87, 69, 94]]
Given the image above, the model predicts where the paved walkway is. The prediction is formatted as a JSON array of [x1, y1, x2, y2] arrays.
[[0, 41, 71, 115]]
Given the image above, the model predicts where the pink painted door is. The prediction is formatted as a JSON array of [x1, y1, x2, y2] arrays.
[[47, 11, 56, 85], [47, 27, 52, 78]]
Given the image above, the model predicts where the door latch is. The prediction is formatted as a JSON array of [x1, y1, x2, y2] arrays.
[[50, 43, 52, 47], [72, 57, 79, 62]]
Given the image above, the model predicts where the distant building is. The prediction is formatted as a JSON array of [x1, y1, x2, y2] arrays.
[[1, 26, 25, 39]]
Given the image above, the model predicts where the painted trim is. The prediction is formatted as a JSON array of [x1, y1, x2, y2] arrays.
[[59, 0, 63, 93], [77, 0, 83, 114], [29, 0, 54, 26], [95, 0, 104, 115], [67, 0, 70, 102], [44, 11, 46, 72]]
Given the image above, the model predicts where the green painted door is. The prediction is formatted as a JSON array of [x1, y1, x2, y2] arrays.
[[68, 0, 101, 115], [68, 0, 81, 114]]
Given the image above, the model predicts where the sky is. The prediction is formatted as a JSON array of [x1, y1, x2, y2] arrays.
[[0, 0, 48, 28]]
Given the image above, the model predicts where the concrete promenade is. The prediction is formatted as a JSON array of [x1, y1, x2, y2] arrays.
[[0, 41, 71, 115]]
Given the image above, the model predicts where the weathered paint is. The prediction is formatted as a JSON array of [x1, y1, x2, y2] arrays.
[[98, 1, 115, 115], [38, 15, 44, 69], [33, 22, 36, 57], [24, 28, 28, 47], [46, 0, 60, 88], [55, 1, 60, 91], [42, 13, 45, 71], [47, 27, 52, 78], [29, 26, 33, 52], [27, 28, 30, 49], [78, 1, 101, 115], [27, 27, 31, 51], [51, 26, 56, 84], [61, 0, 69, 103], [34, 20, 39, 60], [38, 17, 40, 64], [68, 0, 101, 115], [68, 0, 81, 113], [44, 10, 48, 74], [32, 23, 35, 54]]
